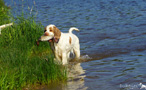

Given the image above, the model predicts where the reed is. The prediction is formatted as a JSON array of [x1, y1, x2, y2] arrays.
[[0, 0, 67, 90]]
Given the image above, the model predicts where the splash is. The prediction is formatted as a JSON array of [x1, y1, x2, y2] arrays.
[[80, 55, 92, 60], [139, 83, 146, 89]]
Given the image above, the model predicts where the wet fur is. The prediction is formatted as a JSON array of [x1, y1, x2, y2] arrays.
[[39, 24, 80, 65]]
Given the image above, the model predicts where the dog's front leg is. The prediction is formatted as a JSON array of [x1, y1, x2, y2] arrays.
[[62, 52, 68, 65], [55, 54, 61, 61]]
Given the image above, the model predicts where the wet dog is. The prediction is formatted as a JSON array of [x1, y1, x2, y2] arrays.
[[37, 24, 80, 65]]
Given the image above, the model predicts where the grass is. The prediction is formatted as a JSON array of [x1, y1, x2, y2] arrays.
[[0, 0, 67, 90], [0, 0, 10, 25]]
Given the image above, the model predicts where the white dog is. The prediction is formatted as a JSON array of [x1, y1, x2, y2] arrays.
[[37, 24, 80, 65]]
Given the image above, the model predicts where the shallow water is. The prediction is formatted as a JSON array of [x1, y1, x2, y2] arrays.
[[4, 0, 146, 89]]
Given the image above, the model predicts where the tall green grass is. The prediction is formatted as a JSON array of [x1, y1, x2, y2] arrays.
[[0, 0, 10, 25], [0, 1, 67, 90]]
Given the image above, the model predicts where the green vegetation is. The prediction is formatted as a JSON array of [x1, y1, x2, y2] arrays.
[[0, 0, 10, 25], [0, 0, 67, 90]]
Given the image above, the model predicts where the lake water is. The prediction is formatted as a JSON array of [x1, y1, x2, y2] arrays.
[[4, 0, 146, 90]]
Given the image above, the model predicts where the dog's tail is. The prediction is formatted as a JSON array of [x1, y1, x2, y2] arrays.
[[69, 27, 79, 34]]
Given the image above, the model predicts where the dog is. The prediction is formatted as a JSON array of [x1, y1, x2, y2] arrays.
[[37, 24, 80, 65]]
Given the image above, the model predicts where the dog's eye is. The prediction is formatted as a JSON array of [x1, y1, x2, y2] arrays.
[[44, 30, 46, 32], [50, 30, 52, 32]]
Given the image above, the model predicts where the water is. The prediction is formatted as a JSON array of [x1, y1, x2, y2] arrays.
[[4, 0, 146, 89]]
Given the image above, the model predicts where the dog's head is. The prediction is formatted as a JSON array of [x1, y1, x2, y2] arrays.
[[44, 24, 61, 43]]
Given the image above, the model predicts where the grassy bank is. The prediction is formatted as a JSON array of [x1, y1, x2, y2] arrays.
[[0, 0, 67, 90]]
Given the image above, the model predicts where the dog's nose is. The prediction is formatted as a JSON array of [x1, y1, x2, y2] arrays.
[[44, 32, 49, 36]]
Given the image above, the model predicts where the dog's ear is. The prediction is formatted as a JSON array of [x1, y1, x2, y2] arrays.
[[44, 27, 47, 32], [53, 26, 61, 43]]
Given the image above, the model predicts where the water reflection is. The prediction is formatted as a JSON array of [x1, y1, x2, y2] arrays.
[[67, 62, 87, 90]]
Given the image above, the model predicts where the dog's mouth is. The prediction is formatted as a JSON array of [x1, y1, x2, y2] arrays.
[[48, 38, 59, 43], [48, 38, 53, 42]]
